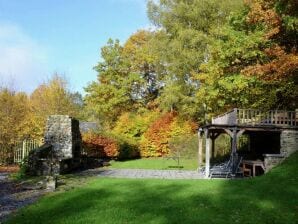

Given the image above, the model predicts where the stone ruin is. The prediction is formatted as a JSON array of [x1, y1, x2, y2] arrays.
[[27, 115, 82, 176]]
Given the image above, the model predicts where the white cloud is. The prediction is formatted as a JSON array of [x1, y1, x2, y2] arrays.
[[0, 22, 48, 92]]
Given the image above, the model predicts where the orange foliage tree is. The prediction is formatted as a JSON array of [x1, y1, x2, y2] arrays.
[[139, 112, 196, 157], [242, 0, 298, 82]]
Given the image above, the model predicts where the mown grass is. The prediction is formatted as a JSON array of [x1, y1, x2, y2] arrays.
[[110, 157, 198, 170], [6, 152, 298, 224]]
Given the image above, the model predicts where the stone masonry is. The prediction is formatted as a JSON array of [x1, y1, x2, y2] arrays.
[[264, 129, 298, 172], [45, 115, 81, 159], [264, 154, 285, 172], [280, 130, 298, 156], [28, 115, 82, 175]]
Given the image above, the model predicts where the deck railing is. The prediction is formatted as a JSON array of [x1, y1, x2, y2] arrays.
[[212, 108, 298, 127]]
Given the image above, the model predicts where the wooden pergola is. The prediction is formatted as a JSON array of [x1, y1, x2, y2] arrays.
[[198, 108, 298, 178]]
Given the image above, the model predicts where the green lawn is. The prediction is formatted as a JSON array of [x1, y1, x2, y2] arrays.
[[6, 152, 298, 224], [110, 157, 198, 170]]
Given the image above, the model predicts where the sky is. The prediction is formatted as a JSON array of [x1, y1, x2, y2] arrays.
[[0, 0, 150, 94]]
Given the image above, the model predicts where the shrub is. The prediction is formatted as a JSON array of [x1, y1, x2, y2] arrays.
[[82, 132, 119, 158], [82, 132, 140, 160], [117, 142, 140, 160]]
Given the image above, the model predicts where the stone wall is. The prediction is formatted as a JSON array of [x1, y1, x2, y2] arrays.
[[280, 130, 298, 156], [264, 154, 285, 173], [264, 129, 298, 172]]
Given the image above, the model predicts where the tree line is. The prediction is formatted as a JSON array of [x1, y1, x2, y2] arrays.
[[1, 0, 297, 160]]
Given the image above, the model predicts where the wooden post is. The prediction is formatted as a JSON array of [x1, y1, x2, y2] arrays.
[[231, 128, 238, 175], [198, 131, 203, 169], [205, 129, 211, 178], [295, 109, 298, 126]]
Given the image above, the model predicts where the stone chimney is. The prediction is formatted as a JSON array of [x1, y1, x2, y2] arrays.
[[44, 115, 81, 159]]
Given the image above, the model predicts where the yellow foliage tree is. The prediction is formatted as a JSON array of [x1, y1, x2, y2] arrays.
[[29, 75, 81, 137]]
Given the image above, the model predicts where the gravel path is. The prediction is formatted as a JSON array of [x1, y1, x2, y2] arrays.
[[97, 168, 204, 179], [0, 173, 47, 223], [0, 173, 8, 181]]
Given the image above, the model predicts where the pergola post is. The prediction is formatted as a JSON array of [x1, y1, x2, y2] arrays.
[[224, 128, 245, 175], [205, 129, 211, 178], [197, 130, 203, 169]]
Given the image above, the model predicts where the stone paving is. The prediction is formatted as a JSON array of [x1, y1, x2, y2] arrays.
[[97, 168, 205, 179]]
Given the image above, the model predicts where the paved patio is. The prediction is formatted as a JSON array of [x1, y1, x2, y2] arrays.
[[97, 168, 204, 179]]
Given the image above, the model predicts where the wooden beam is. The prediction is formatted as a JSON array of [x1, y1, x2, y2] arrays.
[[237, 129, 245, 138], [224, 128, 245, 139], [210, 132, 220, 140], [224, 128, 233, 137]]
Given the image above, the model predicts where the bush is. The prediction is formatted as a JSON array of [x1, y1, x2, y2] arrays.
[[82, 132, 140, 160], [82, 132, 119, 158], [117, 142, 140, 160]]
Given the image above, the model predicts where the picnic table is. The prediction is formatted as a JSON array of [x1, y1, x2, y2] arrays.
[[163, 153, 182, 167], [242, 160, 265, 177]]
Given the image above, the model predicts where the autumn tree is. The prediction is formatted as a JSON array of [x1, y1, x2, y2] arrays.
[[30, 74, 82, 137], [0, 87, 30, 142], [0, 87, 30, 163], [196, 0, 298, 116], [242, 0, 298, 109]]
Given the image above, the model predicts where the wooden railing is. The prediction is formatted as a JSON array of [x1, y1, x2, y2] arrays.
[[212, 108, 298, 127]]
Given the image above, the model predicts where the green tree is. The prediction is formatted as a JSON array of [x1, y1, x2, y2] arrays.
[[85, 32, 161, 127], [196, 0, 298, 116], [147, 0, 243, 120], [122, 30, 160, 105], [84, 39, 139, 126]]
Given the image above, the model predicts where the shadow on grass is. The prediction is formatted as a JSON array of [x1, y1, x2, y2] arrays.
[[6, 153, 298, 224], [167, 165, 184, 169]]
